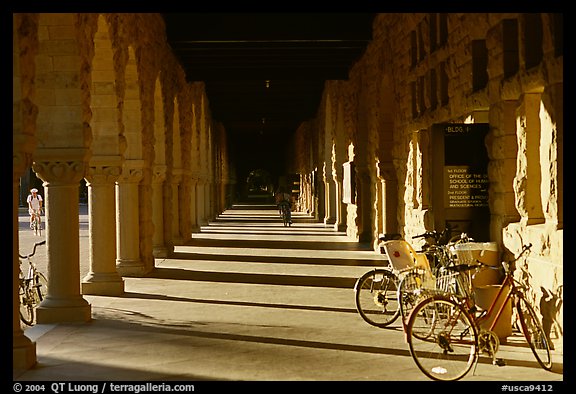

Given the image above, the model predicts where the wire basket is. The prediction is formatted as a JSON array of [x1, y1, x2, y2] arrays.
[[422, 268, 472, 299]]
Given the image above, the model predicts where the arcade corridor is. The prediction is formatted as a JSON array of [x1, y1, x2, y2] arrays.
[[14, 202, 563, 381], [13, 13, 563, 374]]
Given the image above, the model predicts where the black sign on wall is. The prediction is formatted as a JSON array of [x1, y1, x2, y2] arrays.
[[444, 166, 489, 208], [432, 123, 490, 240]]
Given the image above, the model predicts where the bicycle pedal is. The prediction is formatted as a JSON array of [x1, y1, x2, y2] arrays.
[[492, 358, 506, 367]]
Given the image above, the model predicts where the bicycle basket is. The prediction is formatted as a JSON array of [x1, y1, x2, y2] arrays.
[[433, 267, 472, 298]]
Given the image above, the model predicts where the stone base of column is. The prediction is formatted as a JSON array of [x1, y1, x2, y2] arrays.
[[153, 246, 169, 258], [335, 223, 347, 232], [116, 258, 150, 277], [81, 273, 125, 295], [171, 236, 184, 246], [190, 225, 200, 233], [13, 333, 37, 370], [36, 301, 91, 324], [324, 217, 336, 226]]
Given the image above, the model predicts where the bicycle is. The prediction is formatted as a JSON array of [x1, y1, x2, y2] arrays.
[[19, 240, 48, 326], [405, 243, 553, 381], [278, 201, 292, 227], [30, 208, 43, 236], [354, 228, 469, 329]]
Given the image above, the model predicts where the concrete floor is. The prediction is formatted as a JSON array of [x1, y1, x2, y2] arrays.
[[14, 202, 564, 387]]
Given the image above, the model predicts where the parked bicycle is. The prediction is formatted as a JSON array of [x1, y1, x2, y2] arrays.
[[19, 240, 48, 326], [405, 243, 552, 381], [354, 227, 470, 329]]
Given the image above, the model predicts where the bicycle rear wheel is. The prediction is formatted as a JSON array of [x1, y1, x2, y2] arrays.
[[406, 295, 478, 381], [33, 272, 48, 303], [515, 295, 553, 370], [354, 269, 400, 327], [398, 270, 427, 327], [280, 204, 290, 226]]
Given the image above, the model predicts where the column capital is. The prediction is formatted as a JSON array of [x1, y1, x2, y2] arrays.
[[86, 155, 123, 185], [118, 159, 144, 184], [13, 133, 37, 178], [32, 148, 89, 185], [171, 167, 183, 183], [152, 165, 167, 184], [376, 161, 396, 181]]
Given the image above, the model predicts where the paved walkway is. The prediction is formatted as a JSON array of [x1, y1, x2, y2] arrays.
[[14, 202, 564, 387]]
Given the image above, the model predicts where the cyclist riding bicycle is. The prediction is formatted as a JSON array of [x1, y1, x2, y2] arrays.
[[274, 187, 292, 225], [27, 188, 43, 229]]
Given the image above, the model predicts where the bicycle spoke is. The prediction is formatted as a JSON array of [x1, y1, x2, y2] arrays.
[[516, 296, 553, 370], [407, 295, 478, 381], [355, 269, 400, 327]]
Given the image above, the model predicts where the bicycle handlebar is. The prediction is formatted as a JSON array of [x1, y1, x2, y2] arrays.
[[412, 230, 438, 240], [444, 244, 533, 274], [19, 240, 46, 259]]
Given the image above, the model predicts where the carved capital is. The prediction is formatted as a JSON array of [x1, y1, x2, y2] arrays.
[[376, 161, 396, 181], [13, 134, 37, 178], [117, 160, 144, 184], [86, 165, 122, 185], [152, 165, 167, 184], [32, 147, 89, 185], [86, 155, 123, 185], [170, 167, 183, 184], [32, 160, 86, 185]]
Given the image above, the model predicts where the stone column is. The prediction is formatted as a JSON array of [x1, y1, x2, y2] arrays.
[[115, 160, 144, 276], [377, 161, 399, 237], [356, 164, 373, 243], [323, 163, 336, 226], [152, 165, 168, 257], [189, 177, 199, 232], [32, 148, 91, 323], [13, 135, 37, 369], [82, 157, 124, 295], [204, 180, 213, 222], [196, 178, 207, 226], [333, 164, 346, 231], [171, 168, 183, 244]]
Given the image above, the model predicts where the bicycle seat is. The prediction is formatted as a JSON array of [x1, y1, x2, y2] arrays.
[[382, 240, 431, 273]]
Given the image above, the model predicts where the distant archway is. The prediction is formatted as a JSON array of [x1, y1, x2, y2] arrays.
[[246, 168, 272, 193]]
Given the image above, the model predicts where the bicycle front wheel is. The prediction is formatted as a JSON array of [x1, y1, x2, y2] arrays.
[[33, 215, 42, 236], [398, 270, 428, 328], [406, 295, 478, 381], [354, 269, 399, 327], [516, 295, 553, 370], [19, 284, 35, 326]]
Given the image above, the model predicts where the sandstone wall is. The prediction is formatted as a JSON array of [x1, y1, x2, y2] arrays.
[[307, 13, 563, 350]]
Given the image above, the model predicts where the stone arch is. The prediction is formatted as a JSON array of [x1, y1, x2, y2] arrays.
[[115, 44, 146, 276], [31, 12, 92, 327], [322, 93, 337, 227], [123, 46, 143, 160], [152, 76, 168, 257], [177, 85, 193, 242], [375, 73, 399, 239], [13, 12, 40, 371], [90, 15, 124, 158], [170, 96, 183, 244], [82, 13, 125, 296]]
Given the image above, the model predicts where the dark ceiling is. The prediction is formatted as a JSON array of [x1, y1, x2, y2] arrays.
[[161, 13, 376, 181]]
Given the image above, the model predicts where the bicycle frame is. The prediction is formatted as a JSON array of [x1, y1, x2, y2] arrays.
[[473, 273, 515, 333]]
